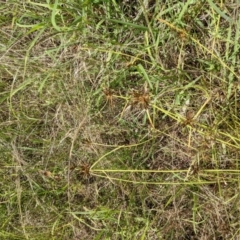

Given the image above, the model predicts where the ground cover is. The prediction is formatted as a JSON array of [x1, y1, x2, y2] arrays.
[[0, 0, 240, 239]]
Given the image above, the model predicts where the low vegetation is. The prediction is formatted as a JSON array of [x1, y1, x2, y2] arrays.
[[1, 0, 240, 239]]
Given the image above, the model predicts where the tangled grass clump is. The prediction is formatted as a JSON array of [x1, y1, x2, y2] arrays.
[[0, 1, 240, 239]]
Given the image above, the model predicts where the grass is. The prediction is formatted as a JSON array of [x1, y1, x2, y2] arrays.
[[1, 0, 240, 239]]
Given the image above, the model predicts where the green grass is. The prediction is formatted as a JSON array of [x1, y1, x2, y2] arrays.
[[1, 0, 240, 239]]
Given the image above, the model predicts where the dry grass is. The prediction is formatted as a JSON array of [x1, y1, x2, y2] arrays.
[[1, 0, 240, 239]]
